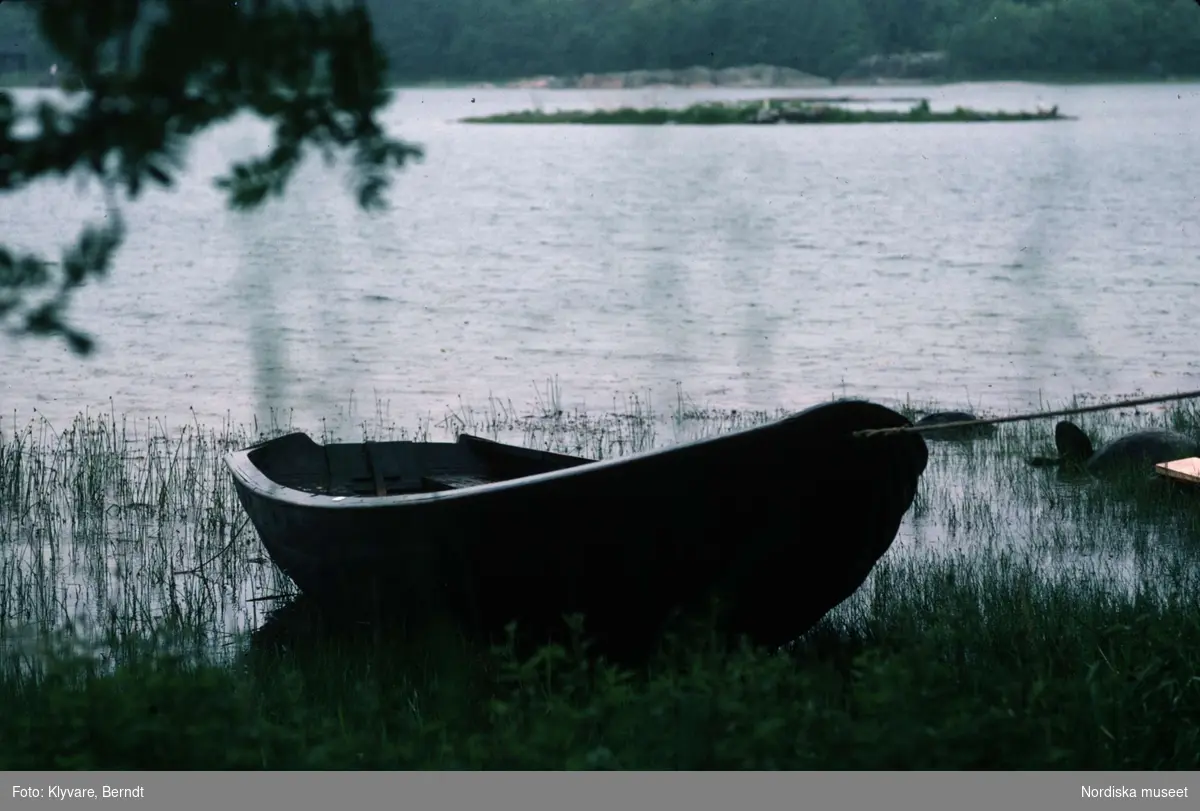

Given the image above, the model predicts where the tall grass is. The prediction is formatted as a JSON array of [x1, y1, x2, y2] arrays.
[[2, 387, 1199, 768]]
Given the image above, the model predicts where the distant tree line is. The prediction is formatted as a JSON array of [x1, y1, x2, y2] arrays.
[[4, 0, 1200, 82], [362, 0, 1200, 82]]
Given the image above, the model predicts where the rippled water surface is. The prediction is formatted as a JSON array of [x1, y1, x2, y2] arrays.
[[5, 82, 1200, 653], [2, 82, 1199, 433]]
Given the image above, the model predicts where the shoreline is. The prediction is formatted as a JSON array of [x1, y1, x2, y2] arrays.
[[2, 395, 1198, 769], [4, 73, 1200, 93], [462, 99, 1068, 126], [397, 77, 1200, 91], [453, 75, 1200, 90]]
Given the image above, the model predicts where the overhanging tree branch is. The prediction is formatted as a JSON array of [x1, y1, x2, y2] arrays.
[[0, 0, 423, 355]]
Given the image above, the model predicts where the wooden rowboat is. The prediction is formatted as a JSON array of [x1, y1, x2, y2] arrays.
[[226, 399, 928, 660]]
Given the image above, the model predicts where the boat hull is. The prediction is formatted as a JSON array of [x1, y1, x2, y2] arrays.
[[228, 399, 927, 659]]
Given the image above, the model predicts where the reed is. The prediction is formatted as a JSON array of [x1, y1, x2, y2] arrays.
[[2, 387, 1198, 768]]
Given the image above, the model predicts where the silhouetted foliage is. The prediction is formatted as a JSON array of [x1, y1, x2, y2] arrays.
[[0, 0, 422, 354]]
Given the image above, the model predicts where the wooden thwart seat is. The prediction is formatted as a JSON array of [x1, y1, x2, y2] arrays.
[[1154, 457, 1200, 485], [324, 441, 429, 495], [423, 473, 494, 490]]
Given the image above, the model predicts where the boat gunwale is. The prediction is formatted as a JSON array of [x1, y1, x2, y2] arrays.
[[225, 400, 905, 510], [226, 436, 604, 509]]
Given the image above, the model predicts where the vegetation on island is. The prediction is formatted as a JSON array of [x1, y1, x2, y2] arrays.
[[463, 99, 1067, 126]]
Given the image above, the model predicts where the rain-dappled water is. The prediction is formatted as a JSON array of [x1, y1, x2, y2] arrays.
[[2, 82, 1200, 435], [2, 81, 1200, 657]]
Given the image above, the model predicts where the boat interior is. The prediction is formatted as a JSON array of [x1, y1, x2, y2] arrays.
[[246, 432, 594, 497]]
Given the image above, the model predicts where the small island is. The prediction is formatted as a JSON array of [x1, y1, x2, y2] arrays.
[[463, 98, 1068, 126]]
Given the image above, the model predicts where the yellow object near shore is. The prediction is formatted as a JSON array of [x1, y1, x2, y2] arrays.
[[1154, 457, 1200, 484]]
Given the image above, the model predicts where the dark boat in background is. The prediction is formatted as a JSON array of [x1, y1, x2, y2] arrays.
[[226, 399, 928, 660]]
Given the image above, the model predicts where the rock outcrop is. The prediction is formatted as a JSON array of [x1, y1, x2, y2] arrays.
[[837, 51, 950, 83], [493, 64, 831, 90]]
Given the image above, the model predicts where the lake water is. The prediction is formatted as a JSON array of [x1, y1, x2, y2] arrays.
[[2, 82, 1200, 435], [5, 81, 1200, 654]]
